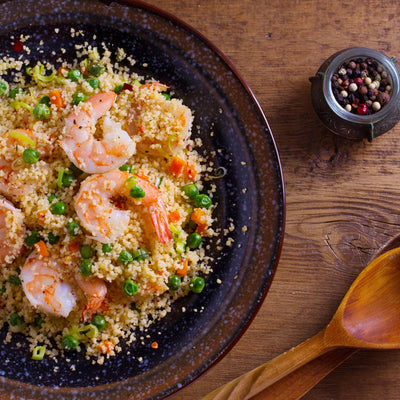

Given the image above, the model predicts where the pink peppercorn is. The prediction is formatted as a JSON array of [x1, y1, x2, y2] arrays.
[[357, 103, 368, 115], [354, 77, 363, 85]]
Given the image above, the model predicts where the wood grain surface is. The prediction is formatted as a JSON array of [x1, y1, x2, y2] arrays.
[[139, 1, 400, 399]]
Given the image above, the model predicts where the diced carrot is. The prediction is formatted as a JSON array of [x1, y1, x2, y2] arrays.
[[139, 125, 145, 133], [49, 89, 65, 110], [186, 162, 197, 180], [37, 210, 47, 224], [151, 341, 158, 349], [67, 241, 80, 253], [191, 208, 208, 225], [34, 240, 49, 257], [169, 156, 186, 176], [168, 210, 181, 224], [176, 258, 188, 277], [57, 66, 69, 76], [98, 340, 114, 354], [191, 208, 209, 234]]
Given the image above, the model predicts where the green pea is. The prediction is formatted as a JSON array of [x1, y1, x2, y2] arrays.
[[162, 92, 170, 100], [167, 275, 181, 291], [87, 77, 100, 89], [130, 302, 140, 313], [123, 279, 138, 297], [61, 171, 74, 187], [102, 243, 113, 254], [67, 69, 82, 82], [69, 162, 83, 176], [22, 148, 40, 164], [72, 92, 87, 105], [47, 232, 60, 245], [194, 194, 212, 209], [34, 315, 44, 328], [91, 314, 107, 331], [67, 220, 81, 236], [182, 183, 199, 200], [80, 244, 94, 259], [40, 95, 51, 107], [132, 248, 149, 261], [9, 312, 24, 326], [129, 184, 145, 198], [61, 335, 79, 351], [189, 276, 205, 293], [25, 231, 42, 246], [33, 103, 50, 120], [9, 275, 21, 285], [118, 250, 133, 265], [187, 232, 202, 249], [0, 282, 6, 295], [0, 80, 8, 95], [48, 194, 57, 203], [79, 259, 92, 276], [8, 88, 22, 99], [114, 84, 123, 94], [50, 201, 66, 215], [88, 64, 106, 77], [119, 164, 134, 173]]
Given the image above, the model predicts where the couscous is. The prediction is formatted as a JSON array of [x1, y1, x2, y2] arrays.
[[0, 42, 215, 364]]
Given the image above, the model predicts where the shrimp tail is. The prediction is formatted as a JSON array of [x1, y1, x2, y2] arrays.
[[82, 297, 104, 322], [149, 197, 172, 245]]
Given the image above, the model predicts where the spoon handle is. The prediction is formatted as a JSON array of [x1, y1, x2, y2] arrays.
[[248, 347, 357, 400], [201, 329, 330, 400]]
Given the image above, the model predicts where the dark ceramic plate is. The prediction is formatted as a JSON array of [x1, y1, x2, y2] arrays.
[[0, 1, 285, 399]]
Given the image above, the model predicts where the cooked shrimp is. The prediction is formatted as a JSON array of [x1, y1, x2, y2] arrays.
[[60, 91, 136, 173], [20, 251, 77, 318], [75, 275, 107, 321], [0, 196, 25, 265], [127, 82, 192, 157], [74, 169, 172, 244]]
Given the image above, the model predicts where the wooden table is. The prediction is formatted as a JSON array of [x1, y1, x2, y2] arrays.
[[141, 1, 400, 399]]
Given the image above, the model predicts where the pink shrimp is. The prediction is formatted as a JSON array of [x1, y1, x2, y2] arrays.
[[60, 91, 136, 173], [75, 275, 107, 321], [20, 252, 77, 318], [127, 82, 192, 157], [74, 169, 172, 244], [0, 196, 25, 265]]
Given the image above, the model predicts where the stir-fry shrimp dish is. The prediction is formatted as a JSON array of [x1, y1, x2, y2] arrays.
[[0, 44, 216, 363]]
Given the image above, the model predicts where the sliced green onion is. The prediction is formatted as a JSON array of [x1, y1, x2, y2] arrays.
[[132, 248, 149, 261], [8, 130, 36, 147], [0, 80, 8, 95], [175, 239, 186, 254], [10, 101, 33, 113], [80, 323, 99, 338], [27, 64, 56, 84], [32, 345, 46, 360], [57, 169, 65, 188]]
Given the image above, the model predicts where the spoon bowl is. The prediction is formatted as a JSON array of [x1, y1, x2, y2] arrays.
[[202, 246, 400, 400], [328, 247, 400, 348]]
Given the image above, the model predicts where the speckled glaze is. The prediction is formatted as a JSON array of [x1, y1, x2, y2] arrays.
[[0, 1, 285, 399]]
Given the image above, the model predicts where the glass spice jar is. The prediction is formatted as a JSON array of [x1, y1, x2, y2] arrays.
[[310, 47, 400, 140]]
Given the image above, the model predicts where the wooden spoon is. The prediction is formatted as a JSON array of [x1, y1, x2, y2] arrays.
[[251, 235, 400, 400], [202, 246, 400, 400]]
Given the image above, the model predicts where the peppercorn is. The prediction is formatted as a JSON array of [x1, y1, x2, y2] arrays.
[[331, 56, 392, 115]]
